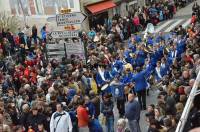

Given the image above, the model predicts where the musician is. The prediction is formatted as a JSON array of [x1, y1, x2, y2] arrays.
[[168, 45, 178, 65], [95, 65, 106, 88], [161, 57, 170, 77], [155, 61, 162, 82], [130, 53, 137, 68], [120, 69, 135, 99], [155, 32, 165, 43], [124, 48, 132, 63], [176, 37, 187, 56], [128, 38, 137, 53], [149, 46, 160, 67], [110, 77, 125, 118], [158, 42, 165, 56], [110, 65, 119, 78], [104, 66, 113, 81], [132, 66, 153, 110], [134, 34, 142, 43], [155, 44, 164, 60], [155, 60, 169, 82], [135, 46, 147, 67], [112, 56, 124, 73], [146, 35, 154, 46]]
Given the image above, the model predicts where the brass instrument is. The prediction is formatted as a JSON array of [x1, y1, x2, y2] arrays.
[[129, 53, 136, 58], [163, 45, 170, 55], [144, 45, 154, 54], [124, 63, 133, 72]]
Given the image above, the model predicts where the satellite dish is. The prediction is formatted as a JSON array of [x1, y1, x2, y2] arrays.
[[145, 23, 155, 34]]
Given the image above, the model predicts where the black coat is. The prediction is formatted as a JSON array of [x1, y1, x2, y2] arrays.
[[32, 27, 38, 37], [26, 113, 48, 131], [19, 112, 29, 131]]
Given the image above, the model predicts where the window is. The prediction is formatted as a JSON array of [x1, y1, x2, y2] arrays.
[[20, 0, 30, 15], [35, 0, 43, 15], [33, 0, 78, 15], [69, 0, 74, 8], [42, 0, 56, 14], [9, 0, 22, 15], [57, 0, 68, 10], [43, 0, 54, 7]]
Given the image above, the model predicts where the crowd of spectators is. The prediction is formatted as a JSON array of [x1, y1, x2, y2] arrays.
[[0, 1, 200, 132], [102, 0, 196, 38]]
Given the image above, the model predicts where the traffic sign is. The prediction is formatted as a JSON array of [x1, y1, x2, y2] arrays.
[[46, 39, 85, 61], [56, 12, 87, 26], [49, 30, 79, 39]]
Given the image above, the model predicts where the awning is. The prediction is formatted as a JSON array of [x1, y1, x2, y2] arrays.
[[86, 0, 116, 14]]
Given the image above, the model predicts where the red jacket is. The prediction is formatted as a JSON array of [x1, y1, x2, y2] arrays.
[[24, 67, 30, 79], [191, 16, 197, 24], [77, 106, 89, 127], [133, 17, 140, 26]]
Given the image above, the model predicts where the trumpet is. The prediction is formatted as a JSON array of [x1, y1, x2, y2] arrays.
[[129, 53, 136, 58], [144, 45, 154, 54], [163, 45, 170, 54]]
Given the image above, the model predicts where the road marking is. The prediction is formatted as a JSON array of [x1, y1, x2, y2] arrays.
[[165, 19, 184, 32], [182, 18, 191, 28], [155, 20, 173, 33], [47, 51, 65, 55]]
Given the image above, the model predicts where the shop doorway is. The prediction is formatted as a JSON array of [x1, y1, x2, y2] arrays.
[[89, 11, 108, 29]]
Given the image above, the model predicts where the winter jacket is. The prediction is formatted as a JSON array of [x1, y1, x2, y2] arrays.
[[26, 113, 48, 132], [50, 111, 72, 132], [101, 100, 114, 117]]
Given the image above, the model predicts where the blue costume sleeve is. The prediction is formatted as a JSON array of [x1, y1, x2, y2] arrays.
[[96, 73, 105, 86], [104, 70, 112, 81]]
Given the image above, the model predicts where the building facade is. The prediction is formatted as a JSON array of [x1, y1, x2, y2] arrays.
[[0, 0, 145, 31], [0, 0, 81, 30], [4, 0, 80, 16], [81, 0, 145, 31]]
